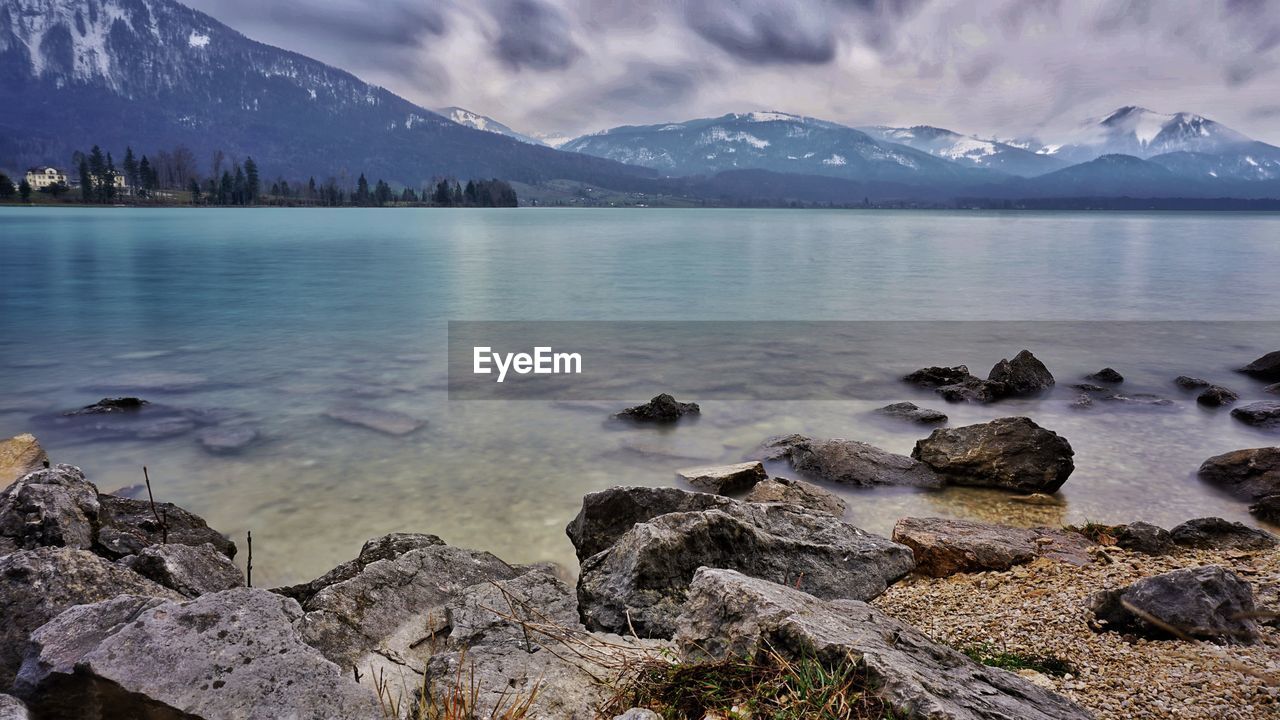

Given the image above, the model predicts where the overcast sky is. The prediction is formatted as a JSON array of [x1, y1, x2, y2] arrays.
[[183, 0, 1280, 144]]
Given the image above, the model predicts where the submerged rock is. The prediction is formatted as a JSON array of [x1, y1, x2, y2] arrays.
[[120, 542, 244, 597], [1175, 375, 1212, 390], [937, 375, 1006, 404], [758, 434, 943, 488], [906, 351, 1054, 404], [875, 402, 947, 424], [744, 477, 847, 517], [1169, 517, 1278, 551], [675, 568, 1092, 720], [64, 397, 150, 416], [0, 547, 181, 687], [891, 517, 1093, 577], [1197, 385, 1239, 407], [675, 461, 766, 494], [565, 486, 734, 562], [1238, 350, 1280, 381], [0, 434, 47, 488], [576, 502, 914, 638], [1231, 401, 1280, 428], [1086, 367, 1124, 383], [1089, 566, 1258, 643], [902, 365, 972, 387], [195, 425, 260, 454], [615, 393, 700, 422], [14, 589, 381, 720], [324, 405, 424, 435], [912, 417, 1075, 493]]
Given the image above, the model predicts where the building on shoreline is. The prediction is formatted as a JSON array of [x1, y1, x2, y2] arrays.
[[25, 166, 68, 190]]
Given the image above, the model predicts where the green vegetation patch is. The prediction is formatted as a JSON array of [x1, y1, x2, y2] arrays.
[[961, 643, 1075, 677]]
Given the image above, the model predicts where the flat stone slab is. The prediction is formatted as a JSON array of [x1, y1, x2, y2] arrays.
[[323, 406, 423, 435], [892, 516, 1094, 577], [676, 462, 766, 494]]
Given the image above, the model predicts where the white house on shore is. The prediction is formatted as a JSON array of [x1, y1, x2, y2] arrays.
[[25, 166, 68, 189]]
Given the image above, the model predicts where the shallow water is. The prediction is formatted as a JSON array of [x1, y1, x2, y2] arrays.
[[2, 207, 1278, 586]]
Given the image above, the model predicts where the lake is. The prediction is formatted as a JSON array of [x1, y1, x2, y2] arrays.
[[2, 207, 1278, 586]]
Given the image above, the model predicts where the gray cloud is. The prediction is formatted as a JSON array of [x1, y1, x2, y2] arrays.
[[685, 0, 836, 64], [184, 0, 1280, 145], [490, 0, 580, 70]]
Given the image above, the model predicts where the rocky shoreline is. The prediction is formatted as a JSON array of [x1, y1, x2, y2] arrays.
[[0, 348, 1277, 719]]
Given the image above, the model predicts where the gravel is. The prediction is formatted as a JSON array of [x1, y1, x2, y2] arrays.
[[873, 545, 1279, 720]]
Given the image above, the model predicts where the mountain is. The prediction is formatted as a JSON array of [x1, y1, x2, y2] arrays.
[[439, 107, 545, 147], [562, 112, 999, 185], [532, 132, 574, 149], [858, 125, 1065, 177], [1147, 143, 1280, 182], [1050, 106, 1262, 164], [998, 153, 1280, 199], [0, 0, 655, 188]]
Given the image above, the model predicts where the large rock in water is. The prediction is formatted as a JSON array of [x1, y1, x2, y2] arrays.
[[1230, 401, 1280, 428], [615, 393, 700, 422], [756, 434, 943, 487], [1238, 350, 1280, 381], [876, 402, 948, 425], [675, 569, 1092, 720], [987, 349, 1056, 396], [1089, 566, 1259, 643], [0, 434, 46, 488], [891, 517, 1093, 577], [565, 486, 734, 562], [0, 547, 181, 687], [13, 589, 381, 719], [1198, 447, 1280, 503], [576, 502, 914, 638], [912, 417, 1075, 493], [120, 543, 245, 598], [0, 464, 99, 555]]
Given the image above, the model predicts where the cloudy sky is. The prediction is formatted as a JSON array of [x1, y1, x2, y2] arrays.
[[183, 0, 1280, 144]]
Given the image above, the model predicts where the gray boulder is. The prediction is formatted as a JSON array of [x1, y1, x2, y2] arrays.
[[0, 547, 181, 687], [675, 568, 1092, 720], [938, 376, 1007, 404], [1198, 447, 1280, 503], [1089, 565, 1258, 643], [1175, 376, 1212, 390], [1231, 401, 1280, 428], [1197, 385, 1239, 407], [294, 541, 523, 681], [903, 365, 972, 387], [275, 532, 446, 603], [1266, 382, 1280, 394], [565, 486, 734, 562], [120, 542, 244, 597], [1113, 521, 1176, 555], [1085, 368, 1123, 383], [577, 503, 914, 638], [676, 461, 766, 494], [987, 350, 1055, 396], [1238, 350, 1280, 381], [1169, 517, 1278, 551], [0, 695, 27, 720], [876, 402, 947, 425], [758, 434, 943, 488], [0, 464, 99, 556], [912, 417, 1075, 493], [615, 393, 699, 422], [744, 477, 847, 517], [1251, 494, 1280, 524], [613, 710, 661, 720], [891, 517, 1093, 577], [14, 589, 381, 719]]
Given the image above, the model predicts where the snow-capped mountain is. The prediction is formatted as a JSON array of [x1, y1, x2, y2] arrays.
[[858, 125, 1065, 177], [562, 112, 997, 184], [439, 107, 545, 147], [532, 132, 574, 149], [1051, 106, 1259, 164], [0, 0, 653, 187]]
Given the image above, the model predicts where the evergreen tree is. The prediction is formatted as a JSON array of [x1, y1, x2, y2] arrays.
[[452, 182, 463, 206], [189, 178, 202, 204], [307, 177, 317, 202], [233, 165, 247, 205], [433, 180, 452, 206], [279, 180, 291, 198], [244, 156, 260, 204], [400, 187, 417, 203], [138, 156, 153, 197], [79, 159, 92, 203], [464, 180, 477, 206], [373, 179, 392, 207], [88, 146, 106, 203], [219, 171, 234, 205], [103, 153, 117, 203], [0, 173, 13, 200], [354, 174, 370, 206], [123, 147, 139, 191], [18, 179, 32, 201]]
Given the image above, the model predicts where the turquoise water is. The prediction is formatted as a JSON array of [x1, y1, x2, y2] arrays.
[[2, 207, 1278, 585]]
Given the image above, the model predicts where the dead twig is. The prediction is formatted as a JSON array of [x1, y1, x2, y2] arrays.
[[246, 530, 253, 588], [142, 465, 169, 543]]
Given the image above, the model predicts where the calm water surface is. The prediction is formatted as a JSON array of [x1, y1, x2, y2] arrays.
[[1, 207, 1278, 585]]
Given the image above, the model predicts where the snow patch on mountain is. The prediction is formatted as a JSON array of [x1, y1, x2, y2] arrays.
[[700, 127, 770, 149], [188, 31, 209, 48]]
